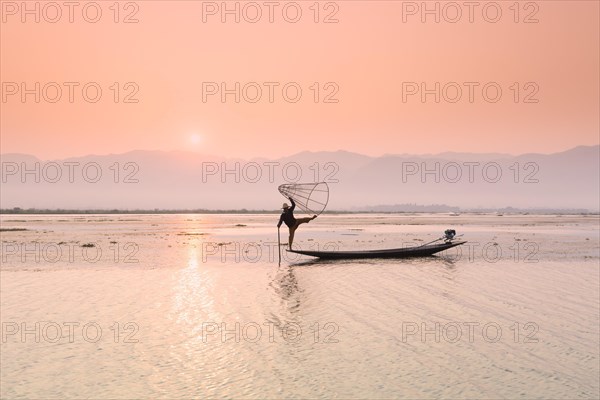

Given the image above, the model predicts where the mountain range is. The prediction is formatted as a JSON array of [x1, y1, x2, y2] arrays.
[[1, 146, 598, 211]]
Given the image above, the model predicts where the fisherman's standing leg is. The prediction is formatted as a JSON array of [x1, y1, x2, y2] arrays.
[[288, 226, 297, 249]]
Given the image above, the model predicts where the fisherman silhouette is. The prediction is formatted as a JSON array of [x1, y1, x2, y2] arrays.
[[277, 197, 317, 249]]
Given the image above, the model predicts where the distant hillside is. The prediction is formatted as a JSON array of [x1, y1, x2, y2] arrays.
[[1, 146, 598, 211]]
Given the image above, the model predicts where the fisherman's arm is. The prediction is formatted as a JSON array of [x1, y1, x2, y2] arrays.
[[289, 198, 296, 212]]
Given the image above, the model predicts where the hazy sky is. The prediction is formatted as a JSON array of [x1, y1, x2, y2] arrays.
[[1, 1, 599, 159]]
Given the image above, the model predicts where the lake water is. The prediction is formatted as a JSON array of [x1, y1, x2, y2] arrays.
[[1, 214, 598, 399]]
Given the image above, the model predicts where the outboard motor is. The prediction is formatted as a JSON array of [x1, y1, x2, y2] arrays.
[[444, 229, 456, 242]]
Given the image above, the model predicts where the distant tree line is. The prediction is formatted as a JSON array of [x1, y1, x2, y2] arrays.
[[1, 205, 594, 214]]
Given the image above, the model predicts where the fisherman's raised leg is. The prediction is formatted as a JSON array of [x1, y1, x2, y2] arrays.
[[296, 216, 316, 226]]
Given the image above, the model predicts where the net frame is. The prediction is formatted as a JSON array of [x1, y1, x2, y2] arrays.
[[278, 182, 329, 216]]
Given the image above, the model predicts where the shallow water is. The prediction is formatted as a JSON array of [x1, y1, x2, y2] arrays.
[[1, 214, 599, 398]]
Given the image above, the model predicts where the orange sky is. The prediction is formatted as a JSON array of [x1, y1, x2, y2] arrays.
[[1, 0, 599, 159]]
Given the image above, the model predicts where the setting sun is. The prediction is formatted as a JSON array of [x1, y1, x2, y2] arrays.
[[190, 133, 202, 145]]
